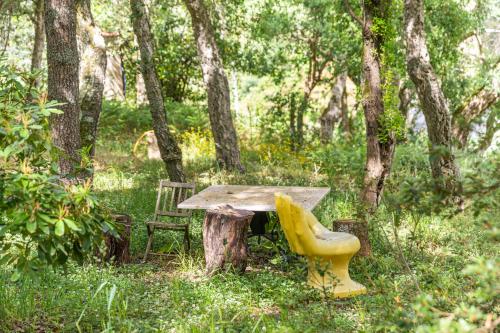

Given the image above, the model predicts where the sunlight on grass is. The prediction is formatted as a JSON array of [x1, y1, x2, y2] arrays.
[[1, 101, 498, 332], [94, 169, 136, 191]]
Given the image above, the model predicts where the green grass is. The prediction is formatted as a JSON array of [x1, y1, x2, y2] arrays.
[[0, 103, 498, 332]]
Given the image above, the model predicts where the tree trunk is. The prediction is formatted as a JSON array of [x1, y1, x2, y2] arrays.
[[76, 0, 107, 177], [296, 93, 309, 148], [31, 0, 45, 86], [183, 0, 244, 172], [332, 219, 371, 257], [404, 0, 460, 192], [340, 77, 351, 139], [202, 205, 253, 274], [359, 3, 396, 211], [320, 74, 346, 144], [45, 0, 82, 179], [0, 7, 12, 57], [130, 0, 185, 182], [398, 85, 412, 120], [452, 87, 499, 148], [289, 94, 297, 150], [398, 83, 416, 136], [477, 107, 499, 152], [100, 214, 132, 265]]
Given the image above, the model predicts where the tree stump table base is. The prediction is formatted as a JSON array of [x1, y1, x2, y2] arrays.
[[203, 205, 254, 274]]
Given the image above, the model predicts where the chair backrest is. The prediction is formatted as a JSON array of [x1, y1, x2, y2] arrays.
[[153, 180, 196, 221], [275, 193, 317, 255]]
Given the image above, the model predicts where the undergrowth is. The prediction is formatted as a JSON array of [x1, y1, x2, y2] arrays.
[[0, 102, 498, 332]]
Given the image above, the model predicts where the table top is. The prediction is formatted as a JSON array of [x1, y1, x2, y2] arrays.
[[177, 185, 330, 212]]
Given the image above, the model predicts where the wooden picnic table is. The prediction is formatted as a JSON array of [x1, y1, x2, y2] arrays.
[[178, 185, 330, 273], [177, 185, 330, 212]]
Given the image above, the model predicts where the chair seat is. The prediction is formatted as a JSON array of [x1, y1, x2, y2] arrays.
[[314, 230, 355, 241], [311, 231, 360, 256], [146, 221, 188, 230]]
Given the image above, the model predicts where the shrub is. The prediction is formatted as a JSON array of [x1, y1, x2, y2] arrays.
[[0, 60, 114, 280]]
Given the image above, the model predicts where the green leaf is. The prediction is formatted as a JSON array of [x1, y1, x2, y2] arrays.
[[26, 220, 37, 233], [0, 254, 12, 266], [11, 271, 21, 282], [0, 145, 12, 158], [38, 213, 55, 225], [56, 243, 68, 255], [64, 218, 81, 231], [39, 222, 50, 235], [55, 220, 65, 236], [19, 128, 29, 138]]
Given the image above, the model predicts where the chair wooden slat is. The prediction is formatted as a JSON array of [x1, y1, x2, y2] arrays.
[[156, 210, 191, 217], [144, 180, 196, 262], [146, 221, 188, 229]]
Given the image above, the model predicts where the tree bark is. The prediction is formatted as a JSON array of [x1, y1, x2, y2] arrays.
[[296, 93, 309, 148], [99, 214, 132, 265], [358, 2, 396, 210], [76, 0, 107, 176], [477, 107, 499, 152], [31, 0, 45, 86], [404, 0, 460, 192], [398, 85, 412, 120], [0, 7, 12, 57], [45, 0, 82, 178], [320, 74, 346, 143], [452, 87, 499, 148], [183, 0, 244, 172], [290, 96, 297, 150], [398, 83, 415, 135], [340, 77, 351, 139], [332, 219, 371, 257], [202, 205, 253, 274], [130, 0, 185, 182]]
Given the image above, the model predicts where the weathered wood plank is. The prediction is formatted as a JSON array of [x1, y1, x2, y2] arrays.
[[178, 185, 330, 211]]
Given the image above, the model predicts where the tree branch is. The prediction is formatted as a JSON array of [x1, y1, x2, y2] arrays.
[[343, 0, 363, 27], [456, 86, 499, 119], [452, 85, 499, 147]]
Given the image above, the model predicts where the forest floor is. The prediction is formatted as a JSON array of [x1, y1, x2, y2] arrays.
[[0, 102, 498, 332]]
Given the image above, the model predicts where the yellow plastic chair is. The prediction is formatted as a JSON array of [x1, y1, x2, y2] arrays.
[[275, 193, 367, 298]]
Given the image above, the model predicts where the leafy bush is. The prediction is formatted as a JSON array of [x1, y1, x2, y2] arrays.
[[99, 100, 208, 136], [0, 60, 114, 280], [411, 257, 499, 333]]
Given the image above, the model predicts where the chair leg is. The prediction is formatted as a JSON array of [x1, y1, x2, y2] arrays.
[[143, 226, 154, 263], [306, 254, 366, 299], [184, 226, 191, 252]]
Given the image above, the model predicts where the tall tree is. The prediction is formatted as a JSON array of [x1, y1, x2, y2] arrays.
[[340, 77, 351, 139], [45, 0, 82, 178], [183, 0, 244, 172], [249, 1, 357, 150], [345, 0, 397, 210], [154, 0, 200, 103], [477, 106, 499, 151], [319, 73, 347, 144], [404, 0, 460, 192], [130, 0, 185, 182], [0, 2, 13, 57], [452, 86, 499, 148], [398, 84, 412, 121], [31, 0, 45, 83], [76, 0, 107, 174]]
